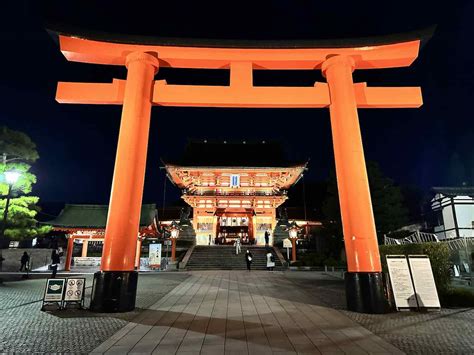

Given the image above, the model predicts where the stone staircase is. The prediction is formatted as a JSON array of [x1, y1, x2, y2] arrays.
[[185, 246, 282, 270]]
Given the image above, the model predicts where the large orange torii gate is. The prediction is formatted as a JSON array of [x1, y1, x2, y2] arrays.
[[54, 30, 423, 313]]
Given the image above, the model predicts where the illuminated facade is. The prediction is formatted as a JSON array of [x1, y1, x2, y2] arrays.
[[164, 141, 307, 246]]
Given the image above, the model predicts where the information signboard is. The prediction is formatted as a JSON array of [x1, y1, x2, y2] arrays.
[[283, 238, 292, 248], [386, 255, 417, 310], [73, 257, 101, 266], [408, 255, 441, 309], [42, 278, 66, 310], [44, 279, 66, 302], [64, 278, 86, 302], [149, 243, 162, 268]]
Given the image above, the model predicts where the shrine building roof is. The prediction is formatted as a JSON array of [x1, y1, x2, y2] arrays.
[[45, 204, 157, 229], [163, 140, 307, 169], [432, 186, 474, 198]]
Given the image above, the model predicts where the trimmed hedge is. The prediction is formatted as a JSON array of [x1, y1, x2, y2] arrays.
[[298, 252, 343, 267], [379, 242, 451, 294]]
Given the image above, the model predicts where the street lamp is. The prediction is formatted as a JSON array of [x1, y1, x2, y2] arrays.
[[168, 220, 181, 262], [287, 221, 301, 263], [1, 170, 21, 271]]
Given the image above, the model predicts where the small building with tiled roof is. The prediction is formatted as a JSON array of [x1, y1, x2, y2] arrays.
[[47, 204, 157, 230], [431, 187, 474, 240], [46, 204, 158, 270]]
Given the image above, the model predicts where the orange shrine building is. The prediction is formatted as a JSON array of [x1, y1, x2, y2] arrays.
[[164, 140, 308, 246]]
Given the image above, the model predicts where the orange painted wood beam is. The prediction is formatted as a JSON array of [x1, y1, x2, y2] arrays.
[[56, 79, 125, 105], [57, 80, 422, 108], [59, 35, 420, 70]]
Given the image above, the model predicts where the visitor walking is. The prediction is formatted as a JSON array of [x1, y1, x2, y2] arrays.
[[50, 249, 61, 278], [264, 230, 270, 248], [266, 251, 275, 271], [245, 249, 253, 271], [19, 251, 30, 271], [234, 237, 241, 255]]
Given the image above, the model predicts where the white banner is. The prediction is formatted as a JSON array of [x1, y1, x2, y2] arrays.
[[73, 257, 101, 266], [149, 243, 162, 267], [386, 255, 417, 309]]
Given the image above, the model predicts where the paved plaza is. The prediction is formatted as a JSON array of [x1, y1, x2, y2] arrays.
[[0, 271, 473, 354]]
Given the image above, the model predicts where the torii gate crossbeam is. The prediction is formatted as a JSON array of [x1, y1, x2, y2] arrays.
[[53, 31, 424, 314]]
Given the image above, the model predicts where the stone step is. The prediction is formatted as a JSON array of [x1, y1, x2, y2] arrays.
[[185, 246, 281, 270]]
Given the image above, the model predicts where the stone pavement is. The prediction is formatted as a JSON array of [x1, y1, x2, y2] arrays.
[[0, 272, 189, 353], [1, 270, 473, 354], [93, 271, 403, 354], [285, 272, 474, 355]]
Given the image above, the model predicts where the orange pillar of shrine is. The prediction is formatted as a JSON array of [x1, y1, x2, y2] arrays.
[[322, 55, 385, 313], [171, 238, 177, 262], [90, 52, 159, 312], [135, 237, 143, 270], [290, 238, 297, 262], [64, 236, 74, 272]]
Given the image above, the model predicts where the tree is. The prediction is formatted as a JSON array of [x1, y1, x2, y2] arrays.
[[0, 126, 51, 241], [322, 161, 409, 245]]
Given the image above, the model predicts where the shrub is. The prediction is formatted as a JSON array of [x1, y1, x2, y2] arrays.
[[323, 257, 338, 267], [301, 252, 325, 266], [439, 288, 474, 307], [379, 242, 451, 294]]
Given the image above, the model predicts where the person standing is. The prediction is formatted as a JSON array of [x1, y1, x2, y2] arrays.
[[50, 249, 61, 278], [19, 252, 30, 271], [266, 251, 275, 271], [264, 230, 270, 248], [245, 249, 253, 271], [208, 234, 212, 246], [235, 237, 241, 255]]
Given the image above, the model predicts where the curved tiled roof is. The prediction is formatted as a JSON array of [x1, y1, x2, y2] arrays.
[[46, 204, 157, 228], [47, 25, 434, 49], [163, 140, 307, 168]]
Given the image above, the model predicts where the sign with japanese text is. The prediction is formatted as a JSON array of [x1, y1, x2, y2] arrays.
[[408, 255, 441, 309], [283, 238, 292, 248], [386, 255, 417, 309], [149, 243, 162, 268]]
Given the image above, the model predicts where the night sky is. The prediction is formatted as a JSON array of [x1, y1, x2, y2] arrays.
[[1, 1, 473, 213]]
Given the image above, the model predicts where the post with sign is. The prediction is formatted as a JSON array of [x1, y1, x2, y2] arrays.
[[41, 278, 66, 311], [283, 238, 292, 262]]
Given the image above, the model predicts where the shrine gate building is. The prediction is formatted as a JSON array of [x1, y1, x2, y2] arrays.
[[164, 140, 307, 246]]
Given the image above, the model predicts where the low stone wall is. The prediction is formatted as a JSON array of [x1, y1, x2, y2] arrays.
[[1, 248, 54, 271]]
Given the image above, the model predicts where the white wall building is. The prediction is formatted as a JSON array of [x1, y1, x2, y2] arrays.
[[431, 187, 474, 240]]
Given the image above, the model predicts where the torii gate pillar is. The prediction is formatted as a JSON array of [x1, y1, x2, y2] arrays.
[[90, 52, 159, 312], [323, 55, 384, 313]]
